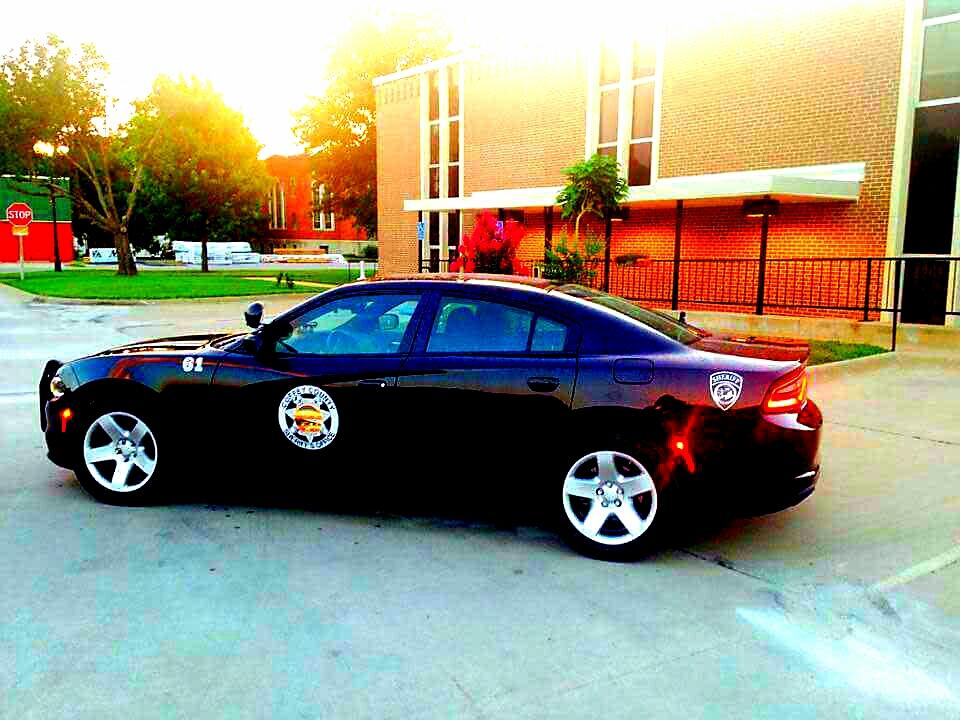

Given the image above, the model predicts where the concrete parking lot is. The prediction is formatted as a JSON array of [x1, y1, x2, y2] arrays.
[[1, 283, 958, 719]]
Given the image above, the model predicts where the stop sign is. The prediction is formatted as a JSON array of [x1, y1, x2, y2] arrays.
[[6, 202, 33, 228]]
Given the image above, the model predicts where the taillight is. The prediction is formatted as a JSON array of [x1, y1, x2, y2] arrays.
[[762, 367, 808, 414]]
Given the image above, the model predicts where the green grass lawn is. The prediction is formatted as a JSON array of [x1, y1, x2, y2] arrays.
[[0, 267, 373, 300], [807, 340, 888, 365]]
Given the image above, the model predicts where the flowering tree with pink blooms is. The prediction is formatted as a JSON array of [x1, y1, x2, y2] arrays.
[[450, 211, 529, 275]]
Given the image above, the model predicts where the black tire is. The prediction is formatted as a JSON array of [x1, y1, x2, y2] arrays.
[[72, 398, 167, 506], [555, 442, 671, 561]]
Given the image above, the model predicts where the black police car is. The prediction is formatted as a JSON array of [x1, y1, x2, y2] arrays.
[[40, 274, 821, 559]]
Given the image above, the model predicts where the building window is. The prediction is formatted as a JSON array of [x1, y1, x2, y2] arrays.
[[268, 181, 285, 230], [900, 2, 960, 324], [420, 62, 464, 269], [311, 182, 335, 232], [920, 13, 960, 102], [590, 37, 660, 187], [925, 1, 960, 20]]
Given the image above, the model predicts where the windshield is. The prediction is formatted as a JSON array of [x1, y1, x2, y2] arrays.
[[555, 284, 706, 345]]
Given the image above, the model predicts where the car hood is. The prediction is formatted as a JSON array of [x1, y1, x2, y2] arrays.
[[89, 333, 235, 357], [692, 333, 810, 363]]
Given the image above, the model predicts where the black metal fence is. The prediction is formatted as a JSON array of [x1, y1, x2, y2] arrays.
[[421, 255, 960, 350]]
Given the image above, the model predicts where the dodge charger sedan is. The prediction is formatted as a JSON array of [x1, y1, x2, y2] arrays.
[[40, 274, 821, 559]]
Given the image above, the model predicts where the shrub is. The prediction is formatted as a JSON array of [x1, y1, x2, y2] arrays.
[[542, 231, 603, 284], [450, 211, 529, 275], [362, 244, 379, 260]]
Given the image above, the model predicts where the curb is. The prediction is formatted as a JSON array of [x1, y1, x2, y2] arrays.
[[16, 290, 317, 307], [807, 351, 897, 384]]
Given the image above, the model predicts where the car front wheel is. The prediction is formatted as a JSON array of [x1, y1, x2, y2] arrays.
[[559, 449, 663, 560], [75, 405, 164, 505]]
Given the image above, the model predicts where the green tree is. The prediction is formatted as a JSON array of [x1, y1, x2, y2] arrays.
[[555, 153, 628, 248], [0, 35, 155, 275], [130, 76, 270, 272], [294, 13, 451, 239]]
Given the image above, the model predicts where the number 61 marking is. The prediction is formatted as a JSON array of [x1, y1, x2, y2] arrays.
[[182, 357, 204, 373]]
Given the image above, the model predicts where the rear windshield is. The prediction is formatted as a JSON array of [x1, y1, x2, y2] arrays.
[[554, 284, 705, 345]]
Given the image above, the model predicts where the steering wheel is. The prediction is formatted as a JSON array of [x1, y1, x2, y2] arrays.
[[326, 328, 360, 354]]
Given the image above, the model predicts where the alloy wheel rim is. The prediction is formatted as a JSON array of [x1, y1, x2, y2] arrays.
[[82, 411, 159, 493], [562, 451, 658, 546]]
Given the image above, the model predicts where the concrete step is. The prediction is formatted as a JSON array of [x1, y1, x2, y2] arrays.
[[680, 310, 960, 350]]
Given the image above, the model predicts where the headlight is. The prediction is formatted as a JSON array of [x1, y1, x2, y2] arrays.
[[50, 375, 68, 399]]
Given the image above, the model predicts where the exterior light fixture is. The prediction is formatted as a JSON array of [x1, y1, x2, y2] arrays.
[[742, 197, 780, 218]]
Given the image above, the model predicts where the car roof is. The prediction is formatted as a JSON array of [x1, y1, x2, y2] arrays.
[[364, 272, 558, 291]]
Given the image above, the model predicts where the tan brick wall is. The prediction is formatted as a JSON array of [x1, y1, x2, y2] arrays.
[[376, 0, 908, 290], [658, 0, 905, 260], [464, 51, 587, 194], [376, 76, 421, 273]]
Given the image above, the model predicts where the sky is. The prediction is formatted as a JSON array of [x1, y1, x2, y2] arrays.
[[0, 0, 366, 156], [0, 0, 583, 157], [0, 0, 804, 156]]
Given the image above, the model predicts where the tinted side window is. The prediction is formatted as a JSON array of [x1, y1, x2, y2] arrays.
[[427, 297, 533, 353], [531, 316, 568, 352], [278, 294, 420, 355]]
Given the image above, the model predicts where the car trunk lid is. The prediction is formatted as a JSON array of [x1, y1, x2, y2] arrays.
[[692, 334, 810, 363]]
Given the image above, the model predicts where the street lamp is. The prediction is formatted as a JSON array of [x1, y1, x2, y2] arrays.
[[33, 142, 69, 273]]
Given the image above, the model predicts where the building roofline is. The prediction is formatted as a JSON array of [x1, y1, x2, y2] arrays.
[[403, 162, 866, 212], [372, 52, 471, 87]]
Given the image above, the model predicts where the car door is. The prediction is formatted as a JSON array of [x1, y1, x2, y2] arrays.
[[397, 290, 579, 477], [213, 290, 426, 468]]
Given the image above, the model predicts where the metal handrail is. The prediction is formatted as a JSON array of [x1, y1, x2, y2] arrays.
[[420, 255, 960, 351]]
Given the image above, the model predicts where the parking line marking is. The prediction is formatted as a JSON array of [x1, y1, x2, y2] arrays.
[[871, 546, 960, 592]]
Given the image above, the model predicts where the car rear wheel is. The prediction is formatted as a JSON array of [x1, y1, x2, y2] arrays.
[[75, 405, 164, 505], [558, 449, 663, 560]]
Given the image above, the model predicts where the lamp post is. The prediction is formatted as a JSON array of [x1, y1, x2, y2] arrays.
[[50, 184, 61, 273], [33, 142, 69, 272]]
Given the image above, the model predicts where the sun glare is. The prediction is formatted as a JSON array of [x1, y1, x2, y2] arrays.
[[1, 0, 858, 156]]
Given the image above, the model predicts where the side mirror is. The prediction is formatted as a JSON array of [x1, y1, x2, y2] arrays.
[[378, 313, 400, 331], [244, 302, 264, 329]]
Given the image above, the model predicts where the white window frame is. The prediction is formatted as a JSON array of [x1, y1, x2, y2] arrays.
[[269, 181, 285, 230], [311, 181, 335, 232], [585, 36, 664, 187], [420, 62, 465, 265], [895, 4, 960, 324], [916, 11, 960, 108]]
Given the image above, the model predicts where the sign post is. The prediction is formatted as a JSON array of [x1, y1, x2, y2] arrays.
[[6, 203, 34, 281]]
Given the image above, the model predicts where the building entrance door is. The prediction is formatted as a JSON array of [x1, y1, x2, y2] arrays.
[[901, 104, 960, 324]]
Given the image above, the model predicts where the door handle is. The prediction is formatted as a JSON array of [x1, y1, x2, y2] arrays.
[[358, 379, 389, 388], [527, 376, 560, 393]]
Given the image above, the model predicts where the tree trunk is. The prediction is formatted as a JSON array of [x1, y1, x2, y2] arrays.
[[574, 209, 589, 252], [114, 229, 138, 276], [201, 237, 209, 273]]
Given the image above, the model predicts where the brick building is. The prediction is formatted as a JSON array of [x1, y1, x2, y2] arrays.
[[374, 0, 960, 324], [264, 154, 368, 254]]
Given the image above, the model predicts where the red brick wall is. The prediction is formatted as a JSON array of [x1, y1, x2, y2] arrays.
[[264, 154, 365, 243]]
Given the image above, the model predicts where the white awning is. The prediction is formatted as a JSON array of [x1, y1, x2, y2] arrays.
[[402, 162, 864, 212]]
